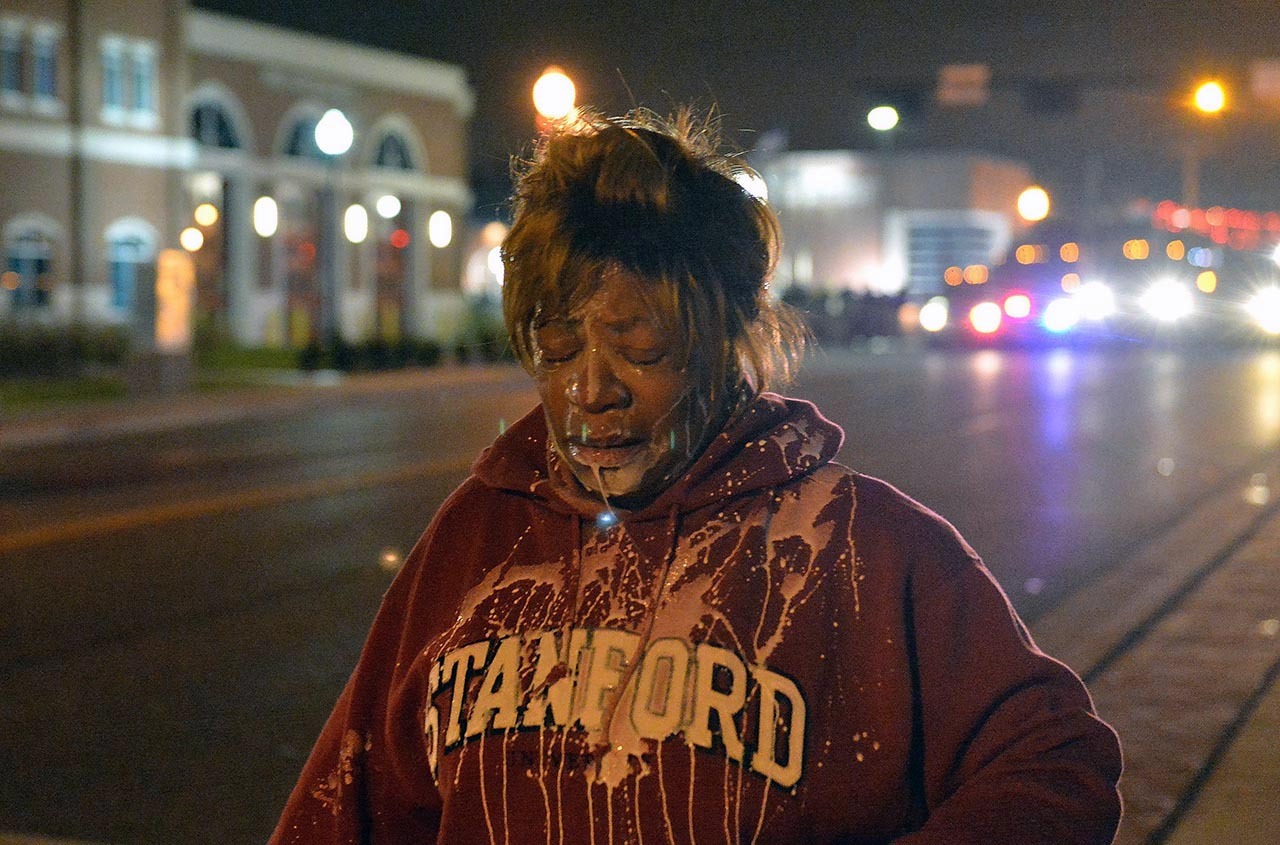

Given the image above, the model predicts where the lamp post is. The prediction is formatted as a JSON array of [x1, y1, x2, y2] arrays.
[[315, 108, 353, 347], [1184, 80, 1226, 208]]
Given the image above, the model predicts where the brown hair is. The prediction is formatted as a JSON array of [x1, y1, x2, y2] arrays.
[[501, 108, 806, 399]]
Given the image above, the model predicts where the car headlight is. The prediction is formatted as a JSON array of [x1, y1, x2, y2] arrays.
[[1042, 297, 1080, 333], [1139, 279, 1195, 323], [1246, 287, 1280, 335], [969, 301, 1003, 334], [919, 296, 949, 332], [1075, 281, 1116, 321]]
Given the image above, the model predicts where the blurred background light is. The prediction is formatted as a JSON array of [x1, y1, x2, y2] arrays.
[[867, 105, 900, 132], [533, 66, 576, 121], [1042, 297, 1079, 333], [253, 196, 278, 238], [1140, 279, 1195, 322], [1246, 287, 1280, 334], [193, 202, 219, 227], [1003, 293, 1032, 319], [1075, 281, 1117, 321], [428, 210, 453, 248], [1193, 80, 1227, 114], [1017, 186, 1051, 222], [970, 301, 1003, 334], [344, 203, 369, 243], [487, 245, 505, 284], [919, 296, 949, 332], [179, 226, 204, 252], [375, 194, 402, 219], [315, 108, 354, 156]]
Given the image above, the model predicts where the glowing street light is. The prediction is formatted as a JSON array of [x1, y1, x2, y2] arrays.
[[1017, 186, 1051, 223], [867, 105, 899, 132], [533, 66, 576, 123], [1185, 80, 1226, 206], [1193, 80, 1226, 114], [315, 108, 354, 156]]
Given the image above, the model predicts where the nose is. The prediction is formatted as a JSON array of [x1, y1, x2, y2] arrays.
[[570, 347, 630, 413]]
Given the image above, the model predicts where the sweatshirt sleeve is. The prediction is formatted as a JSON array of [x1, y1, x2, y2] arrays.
[[269, 521, 446, 844], [891, 513, 1123, 845]]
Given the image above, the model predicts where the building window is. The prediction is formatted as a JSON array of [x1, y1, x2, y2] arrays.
[[374, 133, 414, 170], [101, 37, 125, 123], [5, 228, 54, 309], [129, 42, 157, 128], [190, 101, 242, 149], [1, 20, 23, 108], [30, 23, 59, 111], [108, 236, 148, 310], [100, 35, 156, 127], [283, 115, 327, 160]]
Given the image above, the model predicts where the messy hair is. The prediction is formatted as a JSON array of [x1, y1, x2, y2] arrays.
[[501, 108, 806, 399]]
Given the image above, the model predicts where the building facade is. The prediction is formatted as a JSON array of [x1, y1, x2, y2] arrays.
[[759, 149, 1033, 299], [0, 0, 473, 348]]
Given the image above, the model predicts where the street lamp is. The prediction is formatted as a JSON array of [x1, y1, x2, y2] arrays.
[[1017, 185, 1051, 223], [316, 108, 353, 346], [1184, 80, 1226, 208], [533, 66, 576, 129], [867, 105, 900, 133]]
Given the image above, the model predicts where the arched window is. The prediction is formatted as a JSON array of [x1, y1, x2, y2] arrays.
[[4, 224, 55, 309], [283, 114, 327, 161], [190, 100, 242, 149], [374, 133, 415, 170], [104, 218, 158, 312]]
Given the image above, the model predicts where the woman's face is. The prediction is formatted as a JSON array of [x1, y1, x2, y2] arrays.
[[532, 269, 720, 509]]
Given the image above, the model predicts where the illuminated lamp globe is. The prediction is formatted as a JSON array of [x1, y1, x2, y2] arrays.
[[1017, 186, 1051, 223], [1193, 81, 1226, 114], [533, 67, 576, 122], [867, 105, 899, 132], [179, 227, 204, 252], [315, 108, 354, 156]]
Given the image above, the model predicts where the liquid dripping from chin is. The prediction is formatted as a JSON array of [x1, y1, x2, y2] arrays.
[[590, 462, 618, 527]]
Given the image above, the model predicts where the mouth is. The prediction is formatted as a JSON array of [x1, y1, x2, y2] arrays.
[[567, 437, 647, 469]]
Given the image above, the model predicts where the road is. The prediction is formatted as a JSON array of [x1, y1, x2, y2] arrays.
[[1, 345, 1278, 844]]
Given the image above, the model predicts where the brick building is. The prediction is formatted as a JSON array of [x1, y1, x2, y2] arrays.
[[0, 0, 473, 348]]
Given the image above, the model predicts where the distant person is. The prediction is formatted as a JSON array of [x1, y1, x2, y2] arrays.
[[271, 108, 1122, 844]]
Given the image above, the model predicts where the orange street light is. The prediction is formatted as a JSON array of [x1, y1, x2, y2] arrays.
[[533, 66, 576, 126], [1017, 186, 1051, 223], [1193, 80, 1226, 114]]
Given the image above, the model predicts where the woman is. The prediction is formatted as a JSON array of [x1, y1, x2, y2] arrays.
[[271, 110, 1121, 844]]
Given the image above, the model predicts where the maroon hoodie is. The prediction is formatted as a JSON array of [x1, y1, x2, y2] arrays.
[[271, 393, 1121, 844]]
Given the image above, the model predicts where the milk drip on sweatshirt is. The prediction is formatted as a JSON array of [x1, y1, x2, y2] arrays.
[[270, 393, 1122, 844]]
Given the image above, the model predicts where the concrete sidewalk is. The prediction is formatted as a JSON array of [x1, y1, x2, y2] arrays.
[[3, 362, 1278, 845]]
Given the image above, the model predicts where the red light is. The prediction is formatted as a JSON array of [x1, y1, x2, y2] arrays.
[[390, 228, 410, 249]]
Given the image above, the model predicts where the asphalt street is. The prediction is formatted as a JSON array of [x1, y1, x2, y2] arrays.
[[2, 345, 1278, 844]]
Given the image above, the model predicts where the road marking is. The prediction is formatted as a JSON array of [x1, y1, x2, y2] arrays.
[[0, 833, 113, 845], [0, 457, 475, 555]]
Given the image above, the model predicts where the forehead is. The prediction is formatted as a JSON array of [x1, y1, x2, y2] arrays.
[[546, 268, 672, 328]]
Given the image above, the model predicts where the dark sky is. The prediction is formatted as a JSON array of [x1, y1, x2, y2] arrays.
[[197, 1, 1280, 216]]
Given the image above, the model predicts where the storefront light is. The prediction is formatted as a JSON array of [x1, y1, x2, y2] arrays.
[[375, 194, 402, 219], [253, 196, 278, 238], [179, 226, 204, 252], [344, 204, 369, 244], [428, 210, 453, 248]]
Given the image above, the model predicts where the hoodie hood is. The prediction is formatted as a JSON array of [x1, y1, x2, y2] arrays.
[[472, 391, 845, 521]]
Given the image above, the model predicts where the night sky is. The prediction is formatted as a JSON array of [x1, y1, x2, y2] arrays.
[[196, 1, 1280, 217]]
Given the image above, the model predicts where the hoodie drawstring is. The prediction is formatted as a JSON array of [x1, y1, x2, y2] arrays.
[[598, 502, 683, 754]]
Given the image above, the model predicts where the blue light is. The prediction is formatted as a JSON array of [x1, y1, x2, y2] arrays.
[[596, 510, 619, 529]]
